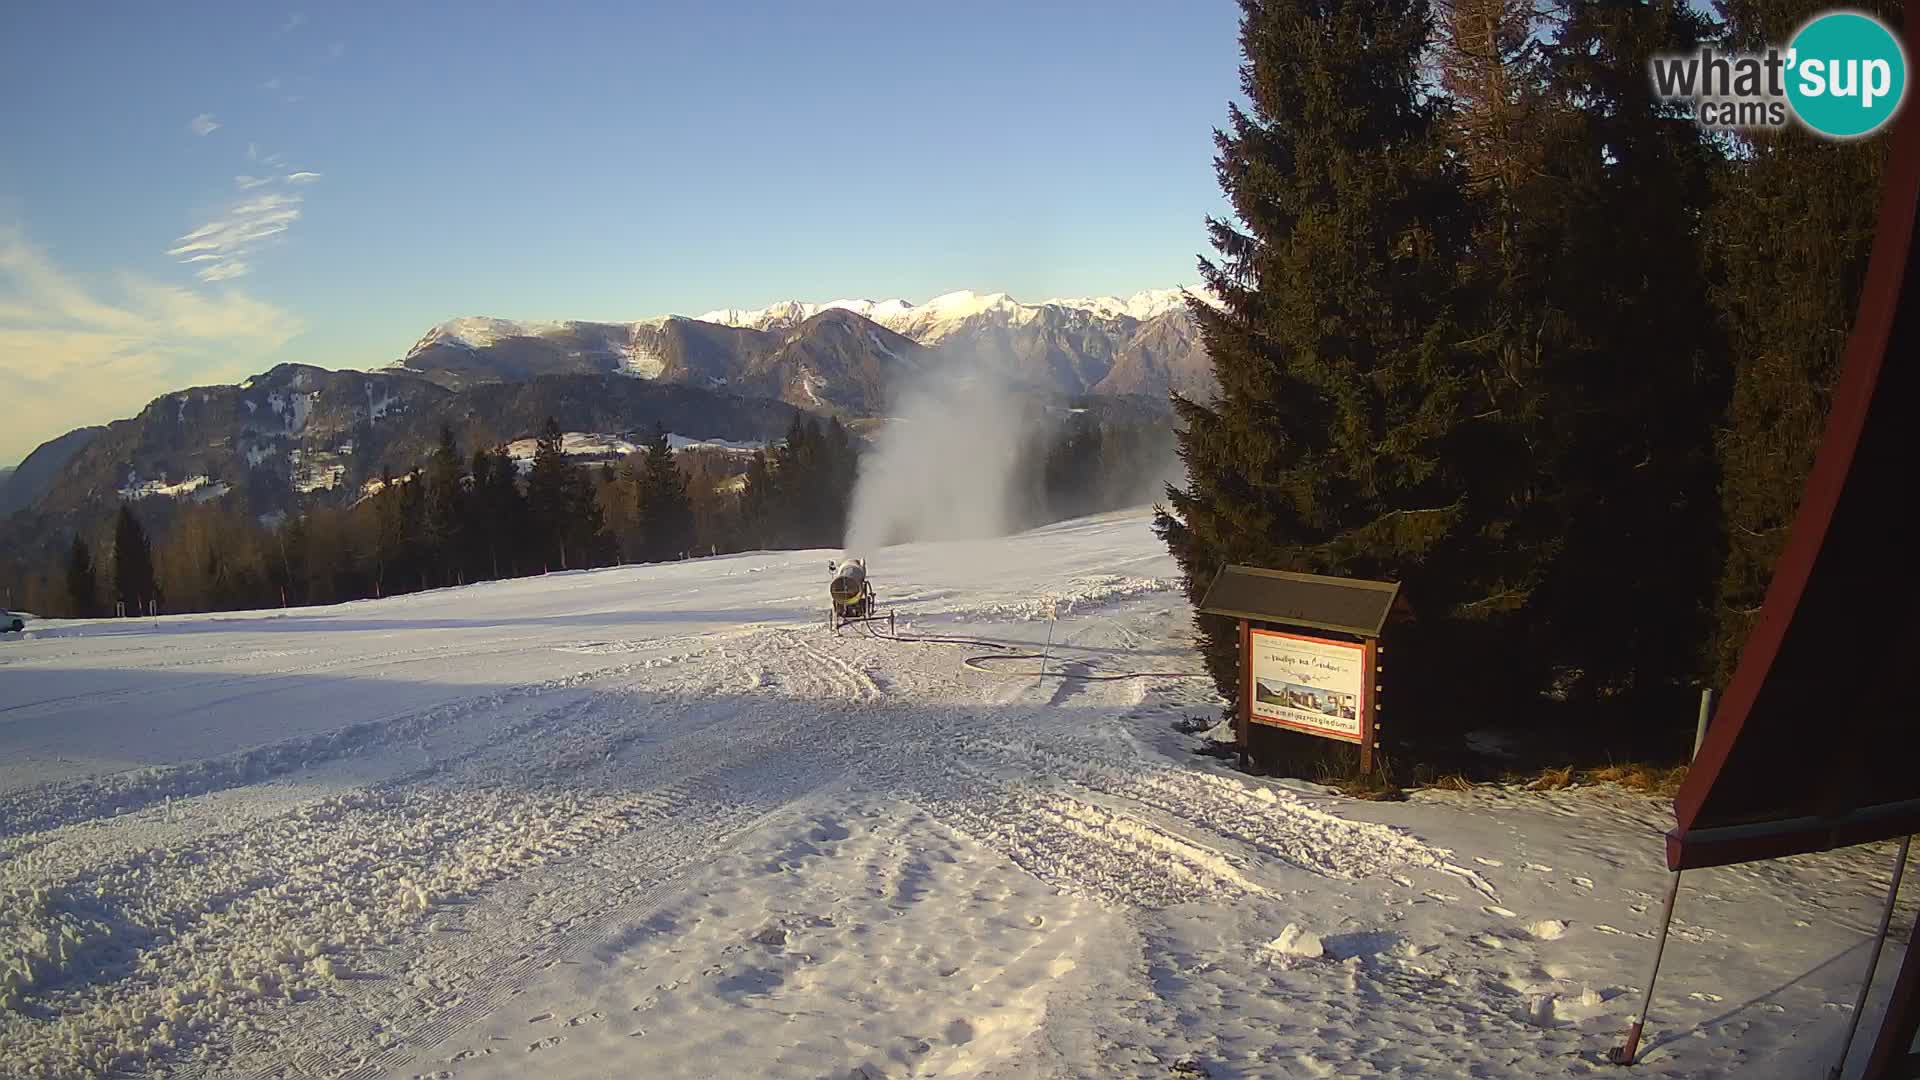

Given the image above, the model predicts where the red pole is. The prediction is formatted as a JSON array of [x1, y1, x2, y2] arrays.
[[1609, 871, 1684, 1065]]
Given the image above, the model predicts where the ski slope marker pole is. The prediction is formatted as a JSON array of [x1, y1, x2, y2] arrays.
[[1038, 615, 1055, 681], [1829, 834, 1912, 1080], [1610, 870, 1683, 1065]]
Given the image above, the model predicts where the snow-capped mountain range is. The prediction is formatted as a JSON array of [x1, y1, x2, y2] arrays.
[[393, 287, 1217, 410], [0, 286, 1214, 545], [693, 287, 1201, 337]]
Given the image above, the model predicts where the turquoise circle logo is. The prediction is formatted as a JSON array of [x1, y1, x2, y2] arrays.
[[1787, 11, 1907, 138]]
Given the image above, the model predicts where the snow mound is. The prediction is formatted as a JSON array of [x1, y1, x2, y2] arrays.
[[1198, 718, 1237, 744], [912, 575, 1178, 623], [1528, 919, 1569, 941], [1264, 923, 1324, 960]]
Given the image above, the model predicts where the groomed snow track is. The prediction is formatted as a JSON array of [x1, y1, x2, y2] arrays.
[[2, 510, 1910, 1080]]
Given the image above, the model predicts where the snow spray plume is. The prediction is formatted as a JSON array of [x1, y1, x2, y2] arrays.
[[844, 362, 1052, 552]]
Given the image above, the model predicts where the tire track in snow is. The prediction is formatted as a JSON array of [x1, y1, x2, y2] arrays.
[[0, 679, 571, 839], [321, 785, 850, 1080], [919, 725, 1494, 895], [220, 691, 875, 1080], [248, 785, 730, 1080], [0, 643, 711, 841], [0, 637, 543, 718]]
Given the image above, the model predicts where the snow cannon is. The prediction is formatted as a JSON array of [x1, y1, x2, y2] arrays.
[[828, 559, 878, 628]]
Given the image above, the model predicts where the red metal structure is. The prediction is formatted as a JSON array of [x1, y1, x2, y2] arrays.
[[1614, 5, 1920, 1072]]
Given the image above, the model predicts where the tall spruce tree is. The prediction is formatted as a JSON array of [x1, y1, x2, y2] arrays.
[[112, 505, 158, 615], [274, 512, 310, 607], [470, 446, 521, 579], [1525, 0, 1726, 703], [1434, 0, 1566, 680], [1706, 0, 1897, 685], [66, 536, 97, 618], [778, 415, 820, 545], [734, 416, 860, 551], [423, 425, 469, 586], [822, 417, 856, 545], [397, 469, 428, 592], [740, 451, 779, 549], [1157, 0, 1505, 724], [635, 425, 693, 562], [527, 417, 574, 570], [371, 469, 407, 597]]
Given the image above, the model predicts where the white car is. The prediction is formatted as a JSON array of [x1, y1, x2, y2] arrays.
[[1, 611, 24, 633]]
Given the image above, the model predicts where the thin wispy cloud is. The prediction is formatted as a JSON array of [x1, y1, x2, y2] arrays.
[[189, 113, 221, 137], [278, 12, 306, 35], [169, 190, 306, 282], [0, 229, 301, 463], [263, 77, 282, 91], [196, 261, 253, 283], [285, 171, 322, 183], [326, 41, 344, 60], [235, 175, 274, 190]]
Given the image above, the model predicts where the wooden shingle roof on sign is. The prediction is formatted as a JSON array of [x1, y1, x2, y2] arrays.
[[1196, 565, 1401, 639]]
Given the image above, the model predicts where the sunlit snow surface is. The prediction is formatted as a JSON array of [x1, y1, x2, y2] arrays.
[[496, 432, 765, 468], [0, 509, 1909, 1079], [116, 475, 229, 502]]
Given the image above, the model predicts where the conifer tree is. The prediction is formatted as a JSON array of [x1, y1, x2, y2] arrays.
[[66, 536, 96, 618], [1706, 0, 1897, 684], [1157, 0, 1494, 716], [526, 417, 574, 570], [741, 451, 779, 549], [275, 512, 310, 607], [397, 469, 428, 592], [776, 415, 818, 544], [1044, 415, 1104, 521], [822, 417, 856, 545], [479, 446, 528, 577], [372, 468, 407, 597], [732, 415, 861, 551], [423, 425, 469, 586], [1526, 0, 1726, 701], [469, 447, 506, 579], [1433, 0, 1566, 672], [635, 424, 693, 562], [112, 505, 158, 615]]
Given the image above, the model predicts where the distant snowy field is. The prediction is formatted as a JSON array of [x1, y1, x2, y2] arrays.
[[0, 509, 1909, 1079]]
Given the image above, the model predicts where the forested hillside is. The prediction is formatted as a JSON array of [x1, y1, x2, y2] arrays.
[[1157, 0, 1893, 773], [10, 405, 1171, 619]]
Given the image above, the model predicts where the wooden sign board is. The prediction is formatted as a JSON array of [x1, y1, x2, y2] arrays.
[[1245, 627, 1373, 744], [1202, 566, 1399, 774]]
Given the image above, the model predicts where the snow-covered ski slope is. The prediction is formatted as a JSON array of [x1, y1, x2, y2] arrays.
[[0, 509, 1909, 1079]]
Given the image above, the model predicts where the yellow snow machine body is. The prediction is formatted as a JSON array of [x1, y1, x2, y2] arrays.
[[828, 559, 889, 632]]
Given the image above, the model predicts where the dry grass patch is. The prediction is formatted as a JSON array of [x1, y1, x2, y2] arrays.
[[1525, 765, 1575, 791], [1414, 761, 1688, 797], [1584, 762, 1689, 795]]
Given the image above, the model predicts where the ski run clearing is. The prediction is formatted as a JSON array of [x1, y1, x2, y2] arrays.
[[0, 509, 1910, 1079]]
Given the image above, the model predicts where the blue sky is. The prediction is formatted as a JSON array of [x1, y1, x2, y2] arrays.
[[0, 2, 1241, 465]]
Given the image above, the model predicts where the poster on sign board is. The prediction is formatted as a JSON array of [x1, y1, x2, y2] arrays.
[[1248, 629, 1368, 743]]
